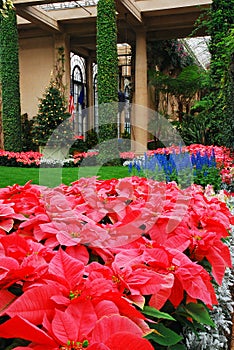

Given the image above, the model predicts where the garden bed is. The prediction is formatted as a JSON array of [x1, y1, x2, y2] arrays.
[[0, 177, 233, 349], [0, 143, 233, 349]]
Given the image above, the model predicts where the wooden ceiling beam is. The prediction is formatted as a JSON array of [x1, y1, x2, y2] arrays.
[[117, 0, 142, 23], [16, 5, 62, 32], [135, 0, 211, 12], [144, 12, 201, 29], [14, 0, 72, 6]]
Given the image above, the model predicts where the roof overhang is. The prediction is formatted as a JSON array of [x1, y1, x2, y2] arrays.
[[15, 0, 211, 55]]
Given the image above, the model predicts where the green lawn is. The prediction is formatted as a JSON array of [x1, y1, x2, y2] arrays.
[[0, 165, 130, 188]]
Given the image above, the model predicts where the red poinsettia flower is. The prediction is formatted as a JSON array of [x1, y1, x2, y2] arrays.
[[2, 248, 148, 334], [0, 200, 25, 234], [165, 224, 232, 285], [0, 182, 43, 216], [111, 240, 217, 309], [0, 312, 153, 350], [90, 314, 154, 350], [145, 246, 217, 308], [0, 233, 53, 290], [0, 309, 92, 349]]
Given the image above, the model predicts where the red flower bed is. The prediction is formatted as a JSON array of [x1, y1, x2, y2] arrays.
[[0, 150, 43, 166], [0, 144, 233, 185], [0, 177, 233, 349]]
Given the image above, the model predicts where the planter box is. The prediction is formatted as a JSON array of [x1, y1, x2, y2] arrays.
[[39, 145, 69, 160]]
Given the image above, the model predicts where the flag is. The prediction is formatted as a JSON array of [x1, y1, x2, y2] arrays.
[[78, 85, 84, 105], [69, 92, 75, 120]]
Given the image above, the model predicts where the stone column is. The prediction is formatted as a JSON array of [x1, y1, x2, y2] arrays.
[[53, 33, 70, 101], [132, 28, 148, 154]]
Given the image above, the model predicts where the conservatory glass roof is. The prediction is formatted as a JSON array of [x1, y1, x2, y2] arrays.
[[183, 36, 211, 70], [41, 0, 98, 11]]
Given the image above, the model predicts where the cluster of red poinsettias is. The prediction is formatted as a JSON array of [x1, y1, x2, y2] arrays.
[[0, 177, 233, 349], [0, 150, 43, 165]]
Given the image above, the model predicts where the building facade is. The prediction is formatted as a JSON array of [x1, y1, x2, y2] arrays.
[[15, 0, 210, 151]]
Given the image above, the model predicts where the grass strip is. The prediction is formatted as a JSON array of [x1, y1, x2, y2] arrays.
[[0, 166, 130, 188]]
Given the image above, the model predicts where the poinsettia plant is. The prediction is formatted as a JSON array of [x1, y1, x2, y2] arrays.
[[0, 177, 233, 349]]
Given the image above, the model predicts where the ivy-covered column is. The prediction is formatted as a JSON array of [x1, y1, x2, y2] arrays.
[[0, 83, 3, 149], [96, 0, 119, 164], [0, 0, 13, 16], [0, 8, 22, 151], [207, 0, 234, 148]]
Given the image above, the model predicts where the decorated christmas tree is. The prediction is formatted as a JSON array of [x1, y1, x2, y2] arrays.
[[32, 47, 71, 148]]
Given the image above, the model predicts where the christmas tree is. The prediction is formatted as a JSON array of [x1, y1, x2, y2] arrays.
[[32, 47, 71, 148]]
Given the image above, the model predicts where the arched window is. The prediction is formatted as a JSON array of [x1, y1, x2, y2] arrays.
[[70, 53, 86, 135], [93, 63, 98, 132]]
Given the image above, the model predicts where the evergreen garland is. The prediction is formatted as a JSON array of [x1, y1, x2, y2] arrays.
[[96, 0, 118, 106], [0, 8, 22, 151]]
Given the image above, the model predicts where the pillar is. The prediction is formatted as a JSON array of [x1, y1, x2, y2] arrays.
[[53, 33, 71, 100], [132, 28, 148, 154]]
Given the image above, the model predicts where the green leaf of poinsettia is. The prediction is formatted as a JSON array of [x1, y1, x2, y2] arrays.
[[145, 323, 183, 346], [143, 306, 176, 321], [177, 303, 215, 327], [174, 313, 206, 334]]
